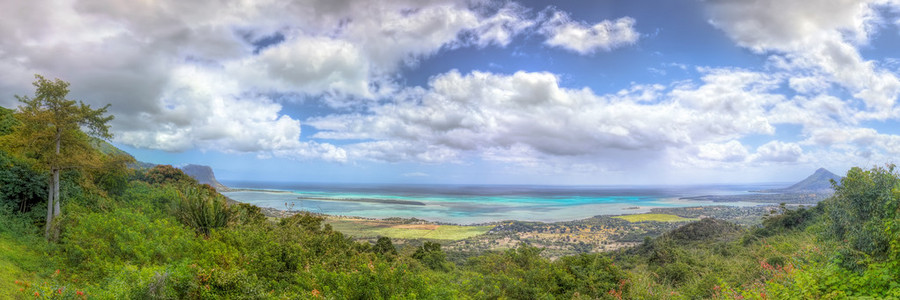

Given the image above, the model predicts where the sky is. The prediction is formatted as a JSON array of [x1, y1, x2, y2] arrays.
[[1, 0, 900, 185]]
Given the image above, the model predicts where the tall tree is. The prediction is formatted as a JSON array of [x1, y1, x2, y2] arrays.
[[12, 75, 113, 239]]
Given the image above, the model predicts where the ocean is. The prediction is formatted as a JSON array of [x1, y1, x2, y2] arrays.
[[221, 182, 785, 224]]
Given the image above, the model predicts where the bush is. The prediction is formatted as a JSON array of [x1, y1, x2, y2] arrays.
[[0, 150, 47, 214], [373, 236, 397, 257], [173, 185, 233, 237], [823, 165, 900, 263], [140, 165, 197, 186], [59, 209, 200, 279], [413, 241, 449, 271], [231, 202, 266, 225], [665, 218, 742, 243]]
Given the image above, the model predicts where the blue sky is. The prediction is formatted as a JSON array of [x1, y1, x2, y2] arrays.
[[2, 0, 900, 185]]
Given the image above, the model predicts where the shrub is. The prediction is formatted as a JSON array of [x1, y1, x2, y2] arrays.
[[59, 209, 200, 279], [0, 150, 47, 214], [373, 236, 397, 257], [231, 202, 266, 225], [173, 185, 233, 237], [823, 165, 900, 264], [141, 165, 197, 186], [413, 241, 449, 271], [665, 218, 742, 243]]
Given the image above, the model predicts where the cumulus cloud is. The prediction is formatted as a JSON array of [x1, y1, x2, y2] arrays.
[[0, 0, 555, 158], [541, 11, 639, 54], [308, 68, 785, 166], [696, 141, 749, 162], [751, 141, 804, 163], [115, 65, 347, 162], [706, 0, 900, 119]]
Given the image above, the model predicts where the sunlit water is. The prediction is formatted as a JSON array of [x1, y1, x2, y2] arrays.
[[221, 182, 785, 224]]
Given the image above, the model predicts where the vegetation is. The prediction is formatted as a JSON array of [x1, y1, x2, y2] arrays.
[[173, 184, 234, 237], [3, 75, 114, 239], [1, 78, 900, 298], [613, 213, 698, 223]]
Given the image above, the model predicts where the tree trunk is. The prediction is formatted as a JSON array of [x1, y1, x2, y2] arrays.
[[53, 169, 60, 217], [44, 128, 62, 240], [44, 167, 55, 238]]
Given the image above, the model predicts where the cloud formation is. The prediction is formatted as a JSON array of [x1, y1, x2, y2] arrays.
[[0, 0, 563, 158], [308, 68, 784, 168], [706, 0, 900, 118], [1, 0, 899, 182], [541, 12, 639, 54]]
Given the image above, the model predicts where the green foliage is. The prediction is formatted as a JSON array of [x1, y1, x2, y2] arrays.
[[0, 105, 18, 136], [231, 202, 267, 225], [91, 151, 135, 197], [745, 204, 820, 243], [0, 149, 47, 213], [59, 208, 201, 279], [141, 164, 198, 186], [413, 241, 450, 271], [117, 180, 180, 216], [823, 164, 900, 264], [557, 253, 629, 297], [465, 245, 627, 299], [373, 236, 398, 257], [173, 185, 233, 237], [7, 75, 114, 239], [664, 218, 743, 243]]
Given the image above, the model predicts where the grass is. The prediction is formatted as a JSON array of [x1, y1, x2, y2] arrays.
[[0, 233, 47, 299], [326, 217, 494, 240], [612, 213, 698, 223]]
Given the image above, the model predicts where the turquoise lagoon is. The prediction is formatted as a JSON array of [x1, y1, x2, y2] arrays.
[[221, 182, 782, 224]]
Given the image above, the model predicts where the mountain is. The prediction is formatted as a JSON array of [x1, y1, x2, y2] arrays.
[[762, 168, 842, 193], [180, 164, 229, 191]]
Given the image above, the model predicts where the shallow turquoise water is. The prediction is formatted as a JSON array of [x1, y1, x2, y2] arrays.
[[222, 182, 777, 224]]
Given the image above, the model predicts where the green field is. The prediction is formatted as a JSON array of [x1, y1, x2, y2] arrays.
[[326, 218, 494, 240], [612, 213, 698, 223]]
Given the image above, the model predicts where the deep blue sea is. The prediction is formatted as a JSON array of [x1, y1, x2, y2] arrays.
[[221, 181, 786, 224]]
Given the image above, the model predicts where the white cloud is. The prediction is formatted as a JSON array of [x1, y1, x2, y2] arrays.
[[0, 0, 557, 157], [768, 94, 853, 128], [696, 141, 749, 162], [751, 141, 804, 163], [541, 11, 639, 54], [706, 0, 900, 119], [116, 66, 302, 152], [308, 68, 785, 166], [804, 127, 879, 146], [470, 2, 537, 47], [227, 36, 372, 97]]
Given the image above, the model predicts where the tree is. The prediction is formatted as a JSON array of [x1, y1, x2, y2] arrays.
[[823, 164, 900, 265], [11, 75, 113, 239]]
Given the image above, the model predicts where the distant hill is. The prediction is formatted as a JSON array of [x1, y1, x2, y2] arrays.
[[91, 138, 156, 169], [760, 168, 841, 193], [180, 164, 229, 191]]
